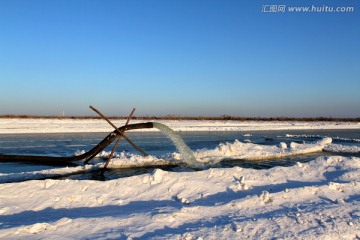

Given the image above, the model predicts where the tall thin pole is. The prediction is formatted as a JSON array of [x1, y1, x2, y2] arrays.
[[104, 108, 136, 169]]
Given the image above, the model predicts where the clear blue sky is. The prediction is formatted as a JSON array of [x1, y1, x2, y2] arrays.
[[1, 0, 359, 117]]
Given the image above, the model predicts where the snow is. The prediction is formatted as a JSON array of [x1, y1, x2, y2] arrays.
[[325, 144, 360, 154], [286, 134, 360, 143], [194, 137, 332, 163], [0, 137, 334, 184], [0, 118, 359, 134], [0, 156, 359, 239], [1, 119, 360, 239], [0, 165, 101, 184]]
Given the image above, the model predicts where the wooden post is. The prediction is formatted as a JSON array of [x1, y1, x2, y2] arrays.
[[104, 108, 136, 169]]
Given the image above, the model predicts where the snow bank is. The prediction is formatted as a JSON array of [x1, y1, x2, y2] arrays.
[[286, 134, 360, 143], [0, 165, 101, 183], [0, 156, 359, 239], [195, 138, 332, 163], [325, 144, 360, 154], [108, 152, 179, 168], [0, 138, 333, 183], [89, 137, 333, 166], [1, 118, 359, 134]]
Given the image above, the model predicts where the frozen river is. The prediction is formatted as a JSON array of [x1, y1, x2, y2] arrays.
[[1, 129, 359, 180], [1, 122, 360, 239]]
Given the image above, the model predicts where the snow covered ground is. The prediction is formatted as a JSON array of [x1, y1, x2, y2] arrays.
[[0, 119, 360, 239], [0, 118, 359, 134], [0, 156, 359, 239]]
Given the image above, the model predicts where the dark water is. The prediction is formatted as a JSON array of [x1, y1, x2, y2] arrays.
[[0, 129, 359, 180]]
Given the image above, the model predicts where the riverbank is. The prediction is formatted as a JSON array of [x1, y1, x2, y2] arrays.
[[1, 118, 360, 134]]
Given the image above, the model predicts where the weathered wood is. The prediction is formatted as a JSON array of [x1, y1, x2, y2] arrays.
[[89, 106, 148, 157], [104, 108, 136, 168]]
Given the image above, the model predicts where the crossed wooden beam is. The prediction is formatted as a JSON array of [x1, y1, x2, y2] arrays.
[[87, 105, 148, 169]]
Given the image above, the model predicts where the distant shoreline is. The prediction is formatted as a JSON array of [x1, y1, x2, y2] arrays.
[[1, 115, 359, 122], [1, 118, 359, 134]]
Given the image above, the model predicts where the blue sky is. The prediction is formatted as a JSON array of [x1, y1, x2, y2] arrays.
[[1, 0, 359, 117]]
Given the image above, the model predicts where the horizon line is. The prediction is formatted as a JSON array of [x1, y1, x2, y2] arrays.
[[1, 114, 359, 122]]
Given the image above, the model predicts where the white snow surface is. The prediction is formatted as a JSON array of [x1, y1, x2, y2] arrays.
[[325, 144, 360, 154], [1, 119, 360, 239], [194, 137, 332, 164], [0, 156, 359, 239], [0, 118, 359, 133]]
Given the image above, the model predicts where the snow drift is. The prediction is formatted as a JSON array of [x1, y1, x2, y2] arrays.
[[0, 156, 359, 239]]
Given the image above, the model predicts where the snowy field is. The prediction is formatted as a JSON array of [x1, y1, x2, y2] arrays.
[[0, 119, 360, 239], [0, 118, 360, 134]]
